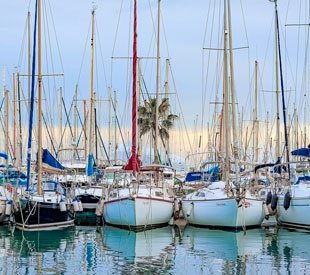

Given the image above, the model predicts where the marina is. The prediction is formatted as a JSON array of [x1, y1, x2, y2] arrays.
[[2, 0, 310, 274]]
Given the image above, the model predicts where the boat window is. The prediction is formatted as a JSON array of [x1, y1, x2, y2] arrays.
[[43, 181, 56, 192], [198, 192, 205, 197]]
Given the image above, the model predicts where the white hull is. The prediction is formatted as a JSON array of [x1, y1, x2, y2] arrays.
[[182, 198, 264, 229], [104, 195, 173, 229], [277, 197, 310, 229], [15, 220, 74, 231]]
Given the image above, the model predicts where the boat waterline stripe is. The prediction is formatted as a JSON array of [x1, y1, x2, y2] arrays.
[[15, 220, 74, 230], [105, 196, 173, 205]]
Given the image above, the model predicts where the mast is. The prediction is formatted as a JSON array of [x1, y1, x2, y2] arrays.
[[28, 11, 31, 111], [114, 90, 118, 164], [4, 89, 9, 169], [13, 73, 17, 165], [164, 59, 170, 163], [254, 60, 259, 162], [274, 0, 280, 162], [59, 87, 63, 160], [37, 0, 43, 195], [131, 0, 138, 174], [17, 72, 23, 168], [83, 99, 87, 161], [108, 86, 112, 160], [223, 0, 230, 182], [154, 0, 161, 164], [26, 0, 38, 190], [227, 0, 239, 179], [73, 84, 78, 157], [88, 8, 95, 164], [274, 0, 290, 175]]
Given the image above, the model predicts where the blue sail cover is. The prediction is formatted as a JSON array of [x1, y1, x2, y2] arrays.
[[42, 149, 65, 174], [291, 148, 310, 157], [255, 158, 286, 174], [186, 165, 220, 182], [86, 154, 95, 176], [0, 152, 8, 160]]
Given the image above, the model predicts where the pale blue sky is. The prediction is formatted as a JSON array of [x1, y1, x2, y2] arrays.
[[0, 0, 308, 131]]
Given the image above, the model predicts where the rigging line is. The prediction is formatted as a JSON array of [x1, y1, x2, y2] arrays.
[[110, 0, 124, 87], [42, 112, 57, 156], [140, 74, 172, 165], [76, 108, 88, 148], [77, 21, 91, 84], [95, 19, 108, 88], [56, 98, 73, 158], [148, 0, 157, 42], [111, 97, 129, 160], [169, 65, 193, 153], [61, 96, 80, 160], [201, 0, 216, 135], [17, 15, 28, 68], [95, 110, 111, 164], [42, 1, 52, 120], [47, 0, 65, 73]]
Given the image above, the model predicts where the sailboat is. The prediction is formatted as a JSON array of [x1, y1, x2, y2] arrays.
[[182, 0, 265, 230], [13, 0, 74, 230], [71, 8, 105, 226], [104, 0, 175, 230]]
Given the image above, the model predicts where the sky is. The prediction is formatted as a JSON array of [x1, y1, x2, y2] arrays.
[[0, 0, 309, 164]]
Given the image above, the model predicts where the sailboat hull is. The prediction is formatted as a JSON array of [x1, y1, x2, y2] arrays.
[[104, 196, 174, 230], [14, 200, 74, 231], [277, 197, 310, 229], [182, 198, 264, 230]]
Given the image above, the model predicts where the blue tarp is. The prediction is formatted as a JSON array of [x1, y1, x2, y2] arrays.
[[296, 176, 310, 185], [0, 152, 8, 160], [86, 154, 95, 176], [291, 148, 310, 157], [255, 158, 286, 174], [186, 165, 220, 182], [42, 149, 65, 172]]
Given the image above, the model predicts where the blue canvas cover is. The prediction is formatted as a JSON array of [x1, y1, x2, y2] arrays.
[[186, 165, 220, 182], [42, 149, 65, 174], [291, 148, 310, 157]]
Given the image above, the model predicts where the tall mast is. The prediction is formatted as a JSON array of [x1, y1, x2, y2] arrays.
[[88, 8, 95, 162], [114, 90, 118, 165], [223, 0, 230, 182], [37, 0, 43, 195], [274, 1, 280, 161], [28, 11, 31, 111], [13, 73, 17, 165], [154, 0, 161, 164], [227, 0, 239, 181], [73, 84, 78, 157], [17, 72, 23, 168], [59, 87, 63, 160], [164, 59, 170, 163], [4, 89, 9, 169], [254, 60, 259, 162], [108, 86, 112, 160], [131, 0, 138, 174]]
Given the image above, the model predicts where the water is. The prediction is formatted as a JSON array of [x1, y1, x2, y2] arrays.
[[0, 225, 309, 274]]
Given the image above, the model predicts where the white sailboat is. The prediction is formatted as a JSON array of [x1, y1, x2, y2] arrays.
[[182, 0, 264, 230], [104, 0, 175, 230], [13, 0, 74, 230]]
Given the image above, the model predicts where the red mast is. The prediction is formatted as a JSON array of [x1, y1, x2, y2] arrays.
[[132, 0, 137, 176]]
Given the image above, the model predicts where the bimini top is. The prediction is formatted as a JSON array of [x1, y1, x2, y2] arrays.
[[291, 148, 310, 158]]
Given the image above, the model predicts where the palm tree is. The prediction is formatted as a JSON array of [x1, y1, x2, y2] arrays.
[[138, 97, 178, 140]]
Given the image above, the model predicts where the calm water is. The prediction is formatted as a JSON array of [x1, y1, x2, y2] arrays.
[[0, 224, 309, 274]]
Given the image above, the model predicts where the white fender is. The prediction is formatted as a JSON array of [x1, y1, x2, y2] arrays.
[[72, 199, 79, 212], [186, 202, 194, 217], [59, 199, 67, 212], [78, 199, 83, 212], [5, 201, 12, 216]]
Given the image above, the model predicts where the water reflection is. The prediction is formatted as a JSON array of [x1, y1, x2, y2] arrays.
[[0, 225, 310, 274]]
